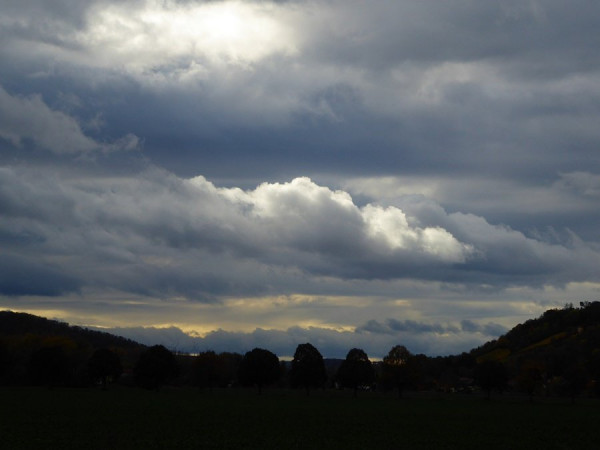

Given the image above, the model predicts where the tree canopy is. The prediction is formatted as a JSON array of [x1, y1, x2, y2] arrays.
[[336, 348, 375, 396], [290, 343, 327, 394], [382, 345, 413, 397], [134, 345, 179, 390], [238, 348, 280, 394], [193, 350, 221, 390]]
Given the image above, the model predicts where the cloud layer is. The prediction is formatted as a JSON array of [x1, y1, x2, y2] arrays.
[[2, 166, 598, 301], [2, 0, 600, 356]]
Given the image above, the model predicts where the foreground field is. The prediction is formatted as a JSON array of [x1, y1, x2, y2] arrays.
[[1, 387, 598, 449]]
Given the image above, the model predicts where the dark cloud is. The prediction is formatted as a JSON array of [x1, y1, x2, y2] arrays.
[[95, 320, 498, 358], [357, 318, 506, 338], [2, 1, 598, 185], [460, 319, 507, 336], [0, 254, 80, 297]]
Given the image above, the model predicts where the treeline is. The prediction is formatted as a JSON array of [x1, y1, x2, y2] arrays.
[[2, 302, 600, 400]]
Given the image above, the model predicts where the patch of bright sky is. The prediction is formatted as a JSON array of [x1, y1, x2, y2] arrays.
[[80, 0, 297, 73]]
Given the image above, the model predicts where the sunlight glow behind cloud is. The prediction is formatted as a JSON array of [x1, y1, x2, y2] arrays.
[[81, 0, 296, 74]]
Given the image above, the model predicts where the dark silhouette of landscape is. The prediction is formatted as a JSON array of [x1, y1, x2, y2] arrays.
[[2, 302, 599, 397], [1, 302, 600, 448]]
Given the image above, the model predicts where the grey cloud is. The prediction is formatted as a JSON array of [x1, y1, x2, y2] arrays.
[[99, 318, 502, 358], [303, 1, 600, 76], [1, 166, 599, 300], [357, 317, 506, 339], [357, 320, 390, 335], [388, 319, 454, 335], [460, 319, 480, 333], [347, 174, 600, 243], [482, 322, 508, 336], [2, 0, 598, 194], [555, 172, 600, 198], [0, 254, 80, 297], [0, 85, 98, 154], [0, 85, 140, 155], [357, 319, 457, 336], [461, 320, 508, 336]]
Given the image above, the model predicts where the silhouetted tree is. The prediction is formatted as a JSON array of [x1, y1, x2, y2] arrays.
[[382, 345, 413, 398], [336, 348, 375, 397], [474, 360, 508, 400], [87, 348, 122, 390], [28, 346, 70, 387], [217, 352, 243, 387], [193, 351, 221, 391], [134, 345, 179, 390], [238, 348, 280, 394], [290, 343, 327, 395]]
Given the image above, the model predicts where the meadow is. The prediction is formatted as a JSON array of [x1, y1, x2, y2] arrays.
[[1, 387, 598, 449]]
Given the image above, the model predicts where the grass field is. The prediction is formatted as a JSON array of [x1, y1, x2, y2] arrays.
[[1, 387, 598, 449]]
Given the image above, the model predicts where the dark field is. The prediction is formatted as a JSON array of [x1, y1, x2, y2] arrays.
[[1, 387, 598, 449]]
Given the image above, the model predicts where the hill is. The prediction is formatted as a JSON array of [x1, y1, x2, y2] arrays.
[[0, 310, 144, 350], [472, 301, 600, 362], [468, 301, 600, 397], [0, 310, 145, 385]]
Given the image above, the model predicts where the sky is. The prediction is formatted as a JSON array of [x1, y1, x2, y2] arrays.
[[1, 0, 599, 358]]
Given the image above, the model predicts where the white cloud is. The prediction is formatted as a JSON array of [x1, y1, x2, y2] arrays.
[[340, 173, 600, 245], [67, 0, 298, 78], [362, 204, 471, 262]]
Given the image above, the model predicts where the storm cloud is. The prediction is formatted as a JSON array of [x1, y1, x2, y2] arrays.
[[1, 0, 600, 356]]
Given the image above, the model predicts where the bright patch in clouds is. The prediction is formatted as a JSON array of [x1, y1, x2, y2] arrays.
[[362, 204, 471, 262], [81, 0, 296, 74]]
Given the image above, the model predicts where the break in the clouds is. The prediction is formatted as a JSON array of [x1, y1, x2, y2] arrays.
[[1, 0, 600, 356]]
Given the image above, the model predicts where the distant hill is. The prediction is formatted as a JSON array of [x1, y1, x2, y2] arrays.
[[0, 310, 144, 351], [467, 301, 600, 397], [471, 301, 600, 364], [0, 310, 146, 385]]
